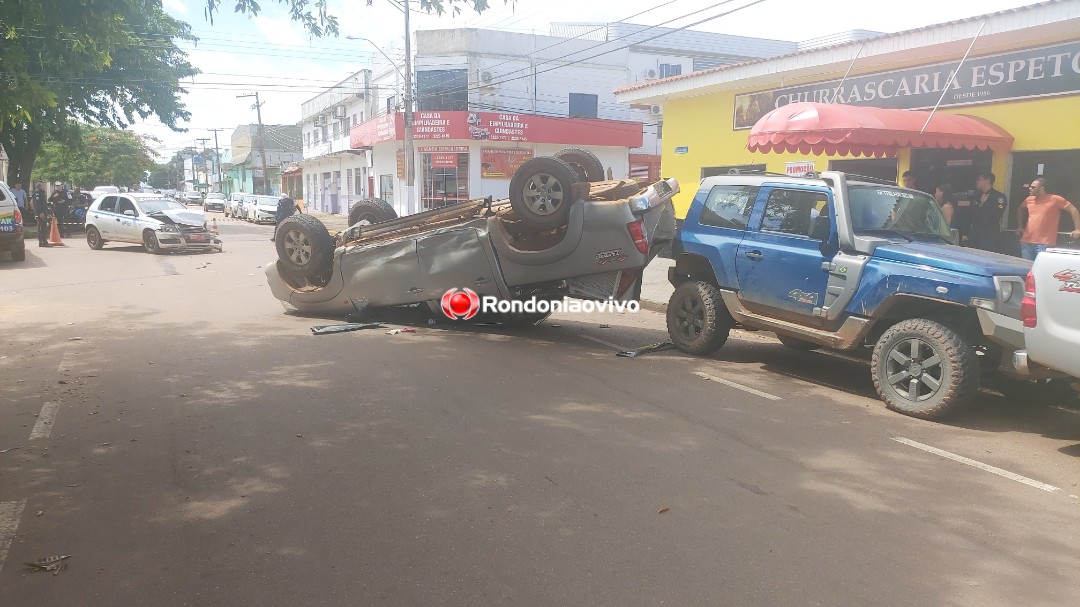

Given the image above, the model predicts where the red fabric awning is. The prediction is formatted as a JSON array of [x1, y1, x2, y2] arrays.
[[746, 102, 1013, 158]]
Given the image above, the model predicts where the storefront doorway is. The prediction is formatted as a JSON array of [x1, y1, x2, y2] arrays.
[[1008, 150, 1080, 232], [421, 148, 470, 210], [910, 148, 992, 196], [828, 158, 898, 184]]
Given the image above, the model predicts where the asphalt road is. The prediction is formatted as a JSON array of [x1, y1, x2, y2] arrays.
[[2, 216, 1080, 606]]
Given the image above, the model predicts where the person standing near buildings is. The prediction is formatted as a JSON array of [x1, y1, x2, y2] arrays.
[[934, 183, 955, 227], [960, 172, 1008, 251], [270, 193, 299, 241], [901, 170, 917, 189], [1016, 177, 1080, 260], [29, 182, 52, 247], [11, 182, 27, 216]]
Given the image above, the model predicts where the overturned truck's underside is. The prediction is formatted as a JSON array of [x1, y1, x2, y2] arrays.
[[266, 179, 676, 315]]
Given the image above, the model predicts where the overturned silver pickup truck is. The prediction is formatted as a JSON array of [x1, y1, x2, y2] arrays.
[[265, 151, 678, 322]]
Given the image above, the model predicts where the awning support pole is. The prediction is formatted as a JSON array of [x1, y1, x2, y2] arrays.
[[831, 44, 865, 101], [921, 21, 986, 134]]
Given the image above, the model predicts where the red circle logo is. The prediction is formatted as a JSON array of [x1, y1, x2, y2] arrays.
[[441, 288, 480, 320]]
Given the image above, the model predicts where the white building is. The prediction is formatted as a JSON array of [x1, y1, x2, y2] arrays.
[[302, 24, 794, 217]]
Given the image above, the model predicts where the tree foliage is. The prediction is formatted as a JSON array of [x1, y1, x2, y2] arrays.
[[0, 0, 198, 184], [205, 0, 512, 37], [35, 125, 158, 188]]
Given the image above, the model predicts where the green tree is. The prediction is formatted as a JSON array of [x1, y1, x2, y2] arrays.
[[0, 0, 197, 185], [35, 125, 158, 188], [206, 0, 510, 37]]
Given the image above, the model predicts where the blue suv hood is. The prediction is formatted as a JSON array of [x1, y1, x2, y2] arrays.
[[873, 242, 1031, 276]]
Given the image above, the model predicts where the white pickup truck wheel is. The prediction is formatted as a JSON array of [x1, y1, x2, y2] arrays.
[[872, 319, 980, 419], [509, 156, 577, 231]]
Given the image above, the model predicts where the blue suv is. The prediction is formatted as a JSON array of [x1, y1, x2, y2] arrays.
[[665, 171, 1051, 419]]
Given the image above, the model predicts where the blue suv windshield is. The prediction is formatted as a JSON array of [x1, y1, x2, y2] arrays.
[[848, 186, 953, 242]]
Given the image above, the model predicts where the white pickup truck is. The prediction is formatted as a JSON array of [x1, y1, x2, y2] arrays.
[[1014, 246, 1080, 393]]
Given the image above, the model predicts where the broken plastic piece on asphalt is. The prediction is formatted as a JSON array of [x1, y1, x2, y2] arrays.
[[68, 337, 82, 341], [550, 324, 562, 328], [599, 324, 611, 329], [25, 555, 71, 575], [616, 341, 676, 359], [658, 506, 670, 514], [310, 322, 385, 335], [0, 446, 21, 453], [385, 328, 418, 335]]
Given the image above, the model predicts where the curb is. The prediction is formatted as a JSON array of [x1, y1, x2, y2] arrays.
[[639, 299, 668, 314]]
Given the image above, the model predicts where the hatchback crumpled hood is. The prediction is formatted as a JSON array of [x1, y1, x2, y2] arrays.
[[873, 242, 1031, 276], [152, 208, 206, 226]]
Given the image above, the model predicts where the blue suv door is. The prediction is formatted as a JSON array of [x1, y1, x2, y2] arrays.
[[735, 186, 835, 324]]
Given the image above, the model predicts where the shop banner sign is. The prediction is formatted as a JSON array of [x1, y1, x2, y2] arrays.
[[396, 148, 405, 179], [430, 154, 459, 168], [734, 40, 1080, 129], [352, 111, 643, 147], [481, 148, 533, 178], [785, 161, 815, 176]]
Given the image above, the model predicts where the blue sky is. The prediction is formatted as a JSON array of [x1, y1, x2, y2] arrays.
[[136, 0, 1041, 160]]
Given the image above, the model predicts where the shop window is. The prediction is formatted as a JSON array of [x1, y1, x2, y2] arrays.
[[416, 69, 468, 112], [379, 174, 394, 205], [422, 152, 470, 210], [347, 169, 353, 196], [569, 93, 598, 119], [313, 130, 320, 145], [659, 63, 682, 78], [332, 122, 340, 139], [700, 185, 758, 230]]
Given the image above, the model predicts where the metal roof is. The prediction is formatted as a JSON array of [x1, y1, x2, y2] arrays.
[[615, 0, 1077, 101]]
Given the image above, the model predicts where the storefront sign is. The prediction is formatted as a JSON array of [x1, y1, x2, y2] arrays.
[[352, 111, 642, 148], [396, 148, 405, 179], [674, 146, 689, 154], [480, 148, 533, 178], [733, 40, 1080, 129], [785, 161, 815, 176], [430, 154, 459, 168], [418, 146, 469, 153]]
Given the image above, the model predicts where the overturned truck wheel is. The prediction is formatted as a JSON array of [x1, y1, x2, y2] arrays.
[[276, 214, 335, 281], [509, 156, 578, 232], [554, 147, 605, 183], [348, 198, 397, 227]]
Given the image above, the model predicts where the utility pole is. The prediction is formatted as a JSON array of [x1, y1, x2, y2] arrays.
[[403, 0, 416, 214], [209, 128, 224, 193], [195, 137, 210, 192], [189, 142, 198, 192], [237, 92, 270, 195]]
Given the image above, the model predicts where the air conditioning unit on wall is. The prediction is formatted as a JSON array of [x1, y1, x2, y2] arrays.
[[313, 115, 327, 127], [644, 68, 657, 80], [650, 105, 662, 115], [333, 105, 347, 119]]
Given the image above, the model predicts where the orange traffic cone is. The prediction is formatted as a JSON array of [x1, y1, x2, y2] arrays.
[[48, 217, 65, 246], [211, 218, 219, 236]]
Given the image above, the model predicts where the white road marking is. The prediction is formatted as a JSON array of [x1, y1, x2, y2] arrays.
[[692, 371, 782, 401], [892, 437, 1061, 493], [29, 401, 60, 440], [580, 334, 630, 351], [0, 500, 27, 572], [1051, 406, 1080, 416], [57, 350, 83, 375]]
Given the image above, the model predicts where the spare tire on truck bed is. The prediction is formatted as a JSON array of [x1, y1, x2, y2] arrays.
[[275, 214, 335, 281], [509, 156, 578, 232], [348, 198, 397, 227], [553, 147, 605, 183]]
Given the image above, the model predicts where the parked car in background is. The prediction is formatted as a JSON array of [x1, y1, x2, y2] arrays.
[[203, 192, 226, 213], [0, 181, 26, 262], [182, 190, 203, 205], [84, 193, 220, 254], [245, 195, 279, 224], [225, 192, 244, 218]]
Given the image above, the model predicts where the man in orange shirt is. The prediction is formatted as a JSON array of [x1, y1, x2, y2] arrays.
[[1016, 177, 1080, 261]]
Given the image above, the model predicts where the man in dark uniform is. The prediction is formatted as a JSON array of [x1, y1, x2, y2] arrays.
[[271, 193, 298, 241], [29, 182, 52, 247], [959, 172, 1007, 252]]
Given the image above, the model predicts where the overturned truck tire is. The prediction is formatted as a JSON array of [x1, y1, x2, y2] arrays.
[[348, 198, 397, 228], [509, 156, 578, 232], [276, 214, 335, 281], [554, 147, 605, 183]]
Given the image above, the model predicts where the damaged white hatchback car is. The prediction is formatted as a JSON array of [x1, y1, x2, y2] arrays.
[[85, 193, 221, 254]]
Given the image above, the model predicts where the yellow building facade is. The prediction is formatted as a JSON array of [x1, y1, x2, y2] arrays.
[[616, 1, 1080, 233]]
